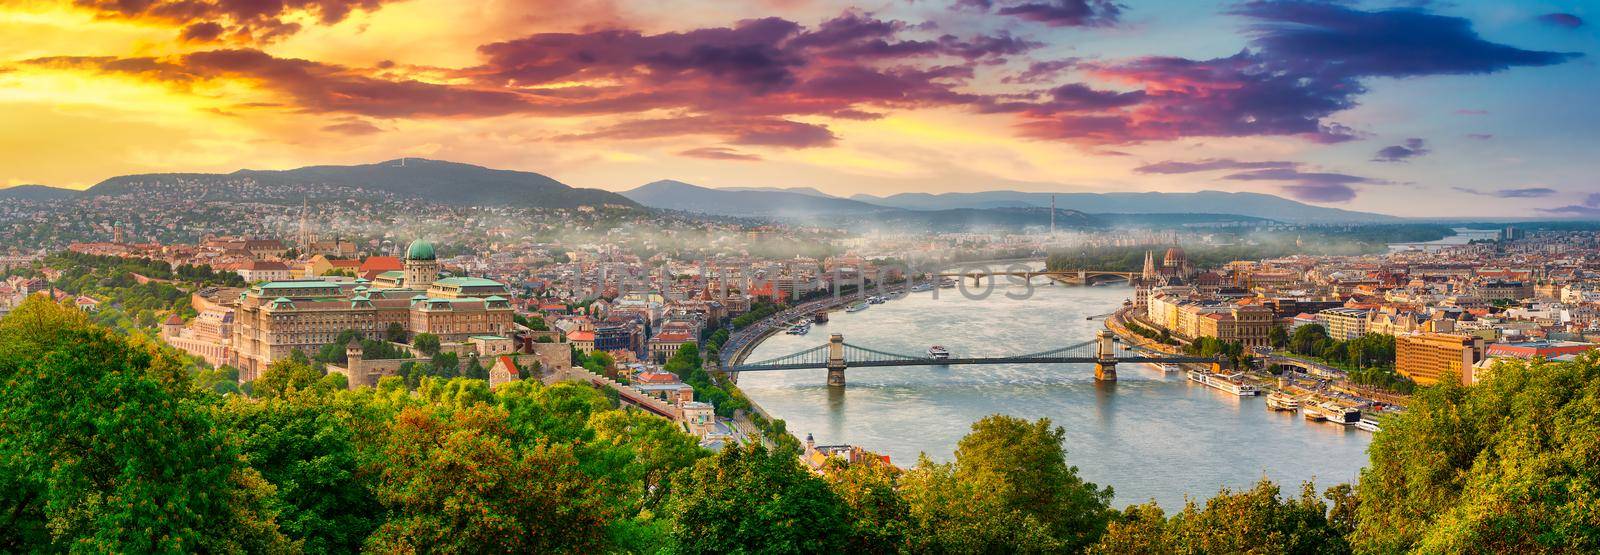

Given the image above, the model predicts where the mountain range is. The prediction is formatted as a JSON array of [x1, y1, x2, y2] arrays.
[[83, 159, 637, 209], [8, 158, 1401, 224], [0, 184, 78, 202], [621, 181, 1397, 224], [848, 191, 1399, 223]]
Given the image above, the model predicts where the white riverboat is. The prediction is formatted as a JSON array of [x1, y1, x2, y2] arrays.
[[1265, 391, 1301, 411], [1187, 370, 1259, 396], [1355, 417, 1382, 432], [927, 345, 951, 360]]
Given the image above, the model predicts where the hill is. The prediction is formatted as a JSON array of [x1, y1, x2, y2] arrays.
[[851, 190, 1398, 223], [87, 159, 636, 209], [622, 180, 888, 217], [0, 184, 78, 202]]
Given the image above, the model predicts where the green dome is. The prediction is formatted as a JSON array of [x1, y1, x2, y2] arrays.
[[405, 239, 436, 261]]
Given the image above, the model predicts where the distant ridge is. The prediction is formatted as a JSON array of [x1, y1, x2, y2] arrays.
[[851, 190, 1398, 223], [623, 180, 888, 217], [0, 184, 78, 202], [86, 158, 637, 209]]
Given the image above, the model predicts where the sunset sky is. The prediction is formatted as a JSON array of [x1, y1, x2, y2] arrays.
[[1, 0, 1594, 217]]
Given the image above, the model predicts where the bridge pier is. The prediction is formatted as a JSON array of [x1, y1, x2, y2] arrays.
[[827, 333, 847, 387], [1094, 329, 1117, 381]]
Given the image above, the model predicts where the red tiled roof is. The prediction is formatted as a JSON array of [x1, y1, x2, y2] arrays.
[[495, 355, 519, 376], [359, 256, 403, 273]]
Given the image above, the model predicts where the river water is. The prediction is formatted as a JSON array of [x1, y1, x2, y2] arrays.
[[738, 282, 1371, 508]]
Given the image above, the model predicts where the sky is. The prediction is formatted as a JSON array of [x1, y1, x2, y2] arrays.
[[0, 0, 1595, 218]]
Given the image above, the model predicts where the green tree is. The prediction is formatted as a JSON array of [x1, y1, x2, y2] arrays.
[[366, 404, 609, 553], [825, 457, 912, 553], [902, 415, 1114, 552], [1090, 480, 1348, 554], [385, 322, 407, 343], [667, 443, 849, 553], [413, 332, 441, 356], [0, 297, 291, 552], [1354, 354, 1600, 553], [253, 356, 329, 399], [218, 393, 378, 553]]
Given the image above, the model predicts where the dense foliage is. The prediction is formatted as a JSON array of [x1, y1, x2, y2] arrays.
[[1286, 325, 1413, 393], [4, 296, 1599, 553]]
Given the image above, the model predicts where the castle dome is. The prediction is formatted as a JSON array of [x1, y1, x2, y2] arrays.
[[405, 239, 436, 261]]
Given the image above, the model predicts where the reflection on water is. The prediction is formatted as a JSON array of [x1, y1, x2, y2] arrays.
[[738, 284, 1371, 508]]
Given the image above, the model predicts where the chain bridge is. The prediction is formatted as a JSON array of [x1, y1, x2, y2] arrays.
[[724, 331, 1223, 387]]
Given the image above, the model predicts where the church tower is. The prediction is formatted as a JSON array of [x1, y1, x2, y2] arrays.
[[403, 239, 439, 290]]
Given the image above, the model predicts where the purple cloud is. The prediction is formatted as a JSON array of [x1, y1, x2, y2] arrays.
[[1021, 2, 1578, 144], [1538, 13, 1584, 29], [1540, 193, 1600, 216], [1133, 158, 1297, 174], [1452, 187, 1557, 198], [956, 0, 1122, 27], [1222, 167, 1385, 203], [321, 120, 383, 135], [1373, 138, 1430, 162], [678, 147, 762, 161], [1002, 59, 1079, 84]]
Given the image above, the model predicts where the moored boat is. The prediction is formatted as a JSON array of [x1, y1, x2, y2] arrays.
[[1356, 417, 1381, 432], [1302, 404, 1328, 422], [845, 302, 870, 313], [1187, 370, 1259, 396], [1324, 403, 1362, 425], [1265, 391, 1301, 411]]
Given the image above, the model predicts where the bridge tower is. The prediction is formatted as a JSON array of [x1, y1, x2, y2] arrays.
[[826, 333, 847, 387], [1094, 329, 1117, 381]]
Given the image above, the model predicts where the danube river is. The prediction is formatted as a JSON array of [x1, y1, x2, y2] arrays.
[[738, 282, 1371, 508]]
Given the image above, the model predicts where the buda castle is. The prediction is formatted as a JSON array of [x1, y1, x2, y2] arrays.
[[222, 239, 516, 381]]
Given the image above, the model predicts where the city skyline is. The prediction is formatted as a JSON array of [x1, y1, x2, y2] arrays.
[[2, 0, 1594, 217]]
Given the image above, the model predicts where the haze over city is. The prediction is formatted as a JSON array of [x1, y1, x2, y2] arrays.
[[2, 0, 1595, 217]]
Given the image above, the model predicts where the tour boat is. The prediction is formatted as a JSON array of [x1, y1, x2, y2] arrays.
[[787, 322, 811, 335], [846, 302, 870, 313], [938, 279, 957, 289], [1265, 391, 1301, 411], [868, 295, 886, 304], [1158, 362, 1183, 373], [1302, 404, 1328, 422], [910, 283, 934, 293], [1356, 417, 1382, 433], [927, 345, 951, 360], [1324, 403, 1362, 425], [1187, 370, 1259, 396]]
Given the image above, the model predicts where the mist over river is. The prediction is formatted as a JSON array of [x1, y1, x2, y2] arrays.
[[737, 282, 1370, 508]]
